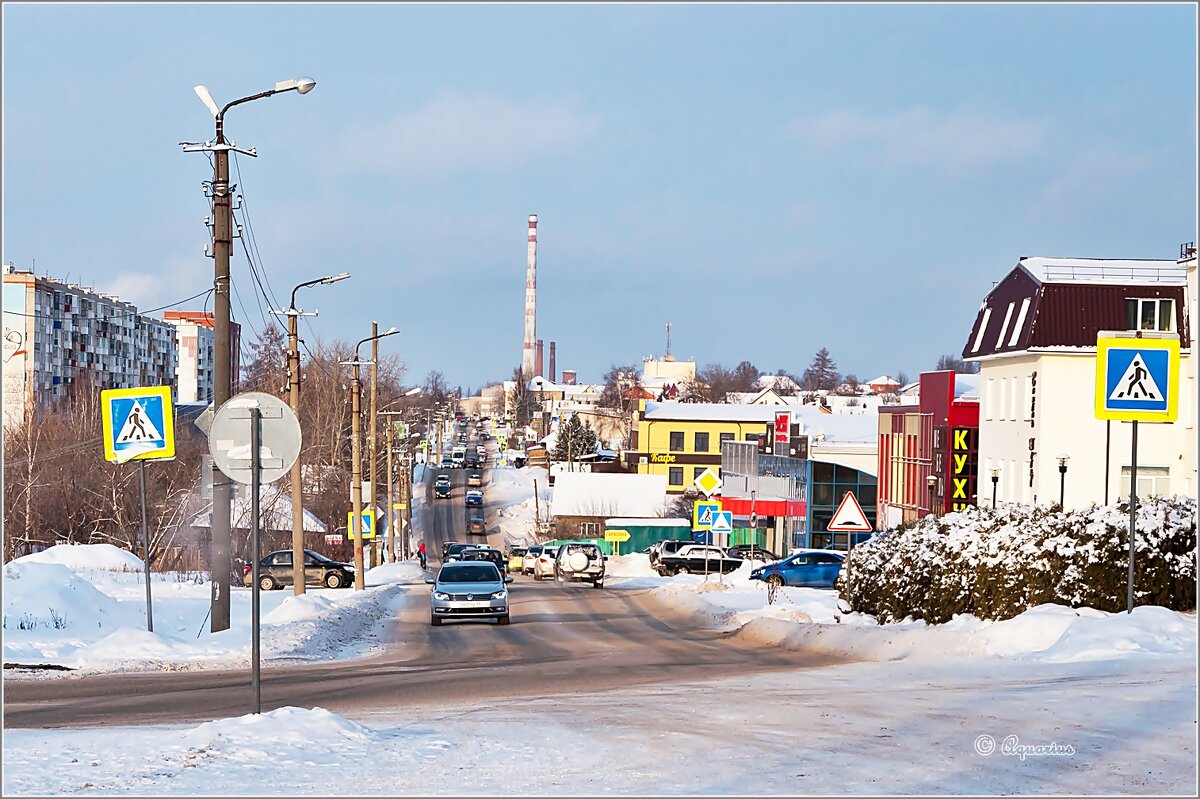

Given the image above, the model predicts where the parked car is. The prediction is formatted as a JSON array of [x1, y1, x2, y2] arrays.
[[555, 542, 606, 588], [465, 489, 484, 507], [533, 545, 561, 581], [467, 471, 483, 487], [426, 561, 513, 626], [245, 549, 354, 590], [462, 546, 506, 577], [727, 545, 780, 562], [648, 539, 696, 569], [506, 547, 528, 573], [750, 550, 846, 588], [522, 545, 544, 575], [655, 544, 742, 576]]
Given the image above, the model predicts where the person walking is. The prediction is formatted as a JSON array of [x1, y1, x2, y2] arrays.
[[418, 541, 427, 570]]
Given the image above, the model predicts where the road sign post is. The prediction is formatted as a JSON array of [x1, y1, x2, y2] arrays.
[[1095, 331, 1180, 613], [102, 386, 176, 634], [604, 528, 630, 557]]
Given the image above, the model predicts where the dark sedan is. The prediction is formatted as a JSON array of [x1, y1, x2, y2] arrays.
[[244, 549, 354, 590]]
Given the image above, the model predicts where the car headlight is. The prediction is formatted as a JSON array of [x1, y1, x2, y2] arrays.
[[491, 590, 507, 600], [433, 592, 450, 600]]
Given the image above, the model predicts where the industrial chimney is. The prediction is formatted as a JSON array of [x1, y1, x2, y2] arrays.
[[522, 214, 538, 378], [562, 370, 577, 386], [536, 339, 544, 378], [549, 341, 556, 383]]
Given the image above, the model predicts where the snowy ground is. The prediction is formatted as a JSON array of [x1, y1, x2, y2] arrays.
[[485, 463, 548, 548], [3, 527, 1196, 794], [3, 544, 426, 673]]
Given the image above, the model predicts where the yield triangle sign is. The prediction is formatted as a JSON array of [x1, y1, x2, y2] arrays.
[[116, 400, 164, 444], [828, 491, 871, 532], [1108, 352, 1164, 402]]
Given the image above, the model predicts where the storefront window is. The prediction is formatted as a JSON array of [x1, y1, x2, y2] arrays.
[[806, 463, 877, 550]]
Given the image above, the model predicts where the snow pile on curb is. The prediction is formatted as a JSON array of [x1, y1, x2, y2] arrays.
[[11, 543, 145, 572], [3, 562, 121, 631], [614, 568, 1198, 664], [487, 466, 549, 548], [365, 561, 427, 586], [184, 707, 377, 750]]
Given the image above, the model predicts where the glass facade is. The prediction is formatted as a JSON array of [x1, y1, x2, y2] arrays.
[[807, 462, 877, 550]]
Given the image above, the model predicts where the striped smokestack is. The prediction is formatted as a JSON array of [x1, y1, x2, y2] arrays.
[[521, 214, 538, 378], [549, 341, 556, 383]]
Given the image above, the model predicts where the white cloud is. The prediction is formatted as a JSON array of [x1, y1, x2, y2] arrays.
[[791, 107, 1050, 175], [106, 271, 168, 308], [335, 93, 600, 176]]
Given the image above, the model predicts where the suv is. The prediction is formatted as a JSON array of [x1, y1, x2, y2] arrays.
[[522, 545, 543, 575], [648, 539, 695, 569], [532, 544, 561, 581], [465, 489, 484, 507], [435, 474, 452, 499], [555, 543, 606, 588], [467, 512, 486, 535], [443, 542, 476, 562], [727, 545, 780, 562]]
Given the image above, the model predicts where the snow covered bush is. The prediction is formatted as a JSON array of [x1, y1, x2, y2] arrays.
[[841, 496, 1196, 623]]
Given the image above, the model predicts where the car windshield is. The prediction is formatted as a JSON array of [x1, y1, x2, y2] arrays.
[[439, 564, 500, 582]]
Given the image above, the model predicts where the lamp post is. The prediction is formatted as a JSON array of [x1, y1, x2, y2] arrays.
[[1057, 455, 1070, 509], [347, 326, 398, 590], [926, 474, 938, 518], [183, 76, 316, 631], [273, 272, 349, 596], [990, 468, 1000, 509]]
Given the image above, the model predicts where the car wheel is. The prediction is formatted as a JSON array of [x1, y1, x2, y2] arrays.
[[593, 579, 604, 589], [675, 566, 690, 576], [497, 614, 510, 626], [766, 574, 784, 588], [324, 571, 344, 589], [430, 615, 442, 627], [259, 575, 277, 591]]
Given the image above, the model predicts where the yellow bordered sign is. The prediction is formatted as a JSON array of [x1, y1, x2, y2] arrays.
[[1094, 332, 1179, 423], [347, 509, 376, 539], [101, 386, 176, 463], [693, 500, 721, 530]]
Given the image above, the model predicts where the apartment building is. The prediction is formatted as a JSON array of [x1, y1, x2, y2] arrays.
[[163, 311, 216, 404]]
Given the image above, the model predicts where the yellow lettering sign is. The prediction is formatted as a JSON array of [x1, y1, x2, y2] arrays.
[[952, 477, 968, 499], [651, 453, 677, 464], [953, 428, 969, 451], [953, 453, 968, 474]]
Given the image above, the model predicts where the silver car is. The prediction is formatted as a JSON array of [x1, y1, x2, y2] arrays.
[[426, 561, 513, 626]]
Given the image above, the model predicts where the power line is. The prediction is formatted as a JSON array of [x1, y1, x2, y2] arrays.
[[1, 288, 214, 321]]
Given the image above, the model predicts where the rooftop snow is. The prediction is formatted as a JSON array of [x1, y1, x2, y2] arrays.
[[643, 402, 780, 422], [1018, 256, 1185, 286], [551, 473, 668, 517]]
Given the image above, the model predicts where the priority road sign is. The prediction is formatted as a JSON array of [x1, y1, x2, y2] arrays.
[[710, 510, 733, 534], [693, 500, 721, 530], [347, 509, 376, 540], [1095, 332, 1179, 422], [693, 467, 722, 497], [101, 386, 176, 463]]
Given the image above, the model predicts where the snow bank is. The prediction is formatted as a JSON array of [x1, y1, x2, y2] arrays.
[[619, 569, 1198, 664], [487, 466, 550, 548], [365, 561, 427, 586], [604, 553, 658, 578], [12, 543, 144, 572], [3, 562, 122, 632]]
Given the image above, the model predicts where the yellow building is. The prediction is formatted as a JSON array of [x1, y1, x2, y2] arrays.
[[625, 400, 778, 492]]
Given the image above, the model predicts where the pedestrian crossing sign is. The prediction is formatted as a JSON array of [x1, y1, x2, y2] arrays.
[[101, 386, 175, 463], [1095, 332, 1179, 422], [347, 509, 376, 540], [693, 500, 721, 531]]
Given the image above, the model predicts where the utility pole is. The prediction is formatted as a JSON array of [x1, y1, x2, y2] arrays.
[[182, 75, 317, 631], [386, 421, 395, 563], [369, 322, 380, 570], [350, 356, 366, 589], [403, 452, 413, 560]]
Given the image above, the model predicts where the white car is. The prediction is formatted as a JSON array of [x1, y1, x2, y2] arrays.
[[522, 545, 543, 575], [533, 545, 560, 581]]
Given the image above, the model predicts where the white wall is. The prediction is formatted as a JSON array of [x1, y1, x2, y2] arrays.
[[978, 352, 1195, 509], [811, 444, 878, 477]]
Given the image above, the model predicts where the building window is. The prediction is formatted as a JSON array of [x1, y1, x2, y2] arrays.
[[580, 521, 601, 537], [1120, 466, 1170, 498], [1125, 298, 1174, 332], [985, 379, 995, 421], [669, 431, 684, 451], [719, 432, 734, 446], [694, 432, 709, 452], [668, 467, 684, 485], [693, 467, 707, 485]]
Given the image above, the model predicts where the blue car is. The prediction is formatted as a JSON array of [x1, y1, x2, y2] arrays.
[[749, 549, 845, 588]]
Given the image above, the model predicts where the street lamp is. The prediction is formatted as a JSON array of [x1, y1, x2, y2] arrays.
[[347, 326, 398, 590], [990, 468, 1000, 509], [1057, 455, 1070, 509], [183, 76, 316, 633], [926, 474, 938, 518], [273, 272, 350, 596]]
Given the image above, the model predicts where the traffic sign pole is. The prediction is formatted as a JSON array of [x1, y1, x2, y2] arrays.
[[138, 461, 153, 634], [1127, 421, 1138, 614], [250, 405, 262, 715]]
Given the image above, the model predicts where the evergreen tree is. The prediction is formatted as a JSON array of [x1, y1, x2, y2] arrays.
[[801, 347, 839, 391], [241, 323, 287, 395], [508, 366, 538, 427], [553, 414, 598, 463]]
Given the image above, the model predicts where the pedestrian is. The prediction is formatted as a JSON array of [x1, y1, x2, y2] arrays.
[[418, 541, 427, 570]]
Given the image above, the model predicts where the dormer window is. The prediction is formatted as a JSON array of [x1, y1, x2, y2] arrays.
[[1125, 298, 1174, 332]]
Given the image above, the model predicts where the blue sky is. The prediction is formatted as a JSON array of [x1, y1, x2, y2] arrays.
[[3, 3, 1196, 390]]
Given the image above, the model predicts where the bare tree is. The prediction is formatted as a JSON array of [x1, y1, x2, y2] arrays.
[[935, 354, 980, 374]]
